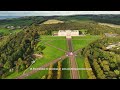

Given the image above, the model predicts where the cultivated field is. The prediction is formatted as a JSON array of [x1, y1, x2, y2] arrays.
[[42, 19, 64, 24]]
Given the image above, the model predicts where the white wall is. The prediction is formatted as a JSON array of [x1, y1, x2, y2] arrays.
[[58, 30, 79, 36]]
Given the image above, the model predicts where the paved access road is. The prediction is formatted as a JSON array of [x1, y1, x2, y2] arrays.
[[66, 37, 79, 79]]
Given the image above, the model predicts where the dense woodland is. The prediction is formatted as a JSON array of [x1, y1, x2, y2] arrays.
[[89, 15, 120, 25], [0, 27, 40, 78], [55, 15, 120, 25], [23, 21, 120, 35], [81, 37, 120, 79]]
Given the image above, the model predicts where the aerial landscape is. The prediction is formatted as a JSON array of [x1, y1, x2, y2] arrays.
[[1, 11, 120, 79]]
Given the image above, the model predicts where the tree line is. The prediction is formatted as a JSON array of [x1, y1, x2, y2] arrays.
[[81, 37, 120, 79], [0, 26, 40, 78]]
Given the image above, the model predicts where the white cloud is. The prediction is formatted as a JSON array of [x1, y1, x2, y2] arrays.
[[0, 11, 120, 16]]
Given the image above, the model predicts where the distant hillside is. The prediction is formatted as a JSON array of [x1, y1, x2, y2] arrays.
[[98, 23, 120, 28], [55, 15, 120, 25], [0, 16, 47, 27], [88, 14, 120, 25], [0, 16, 21, 20], [1, 15, 120, 28], [55, 15, 91, 21]]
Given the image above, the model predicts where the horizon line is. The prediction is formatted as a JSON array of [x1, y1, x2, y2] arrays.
[[0, 11, 120, 16]]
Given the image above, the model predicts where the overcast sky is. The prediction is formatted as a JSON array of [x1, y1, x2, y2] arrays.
[[0, 11, 120, 16]]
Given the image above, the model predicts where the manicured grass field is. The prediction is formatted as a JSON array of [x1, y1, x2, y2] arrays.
[[40, 35, 67, 50], [72, 35, 100, 51], [48, 40, 67, 51], [6, 35, 100, 79], [41, 35, 66, 40], [61, 58, 71, 79], [76, 53, 88, 79]]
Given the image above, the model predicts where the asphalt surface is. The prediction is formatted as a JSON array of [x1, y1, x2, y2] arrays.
[[66, 37, 79, 79], [67, 38, 73, 52]]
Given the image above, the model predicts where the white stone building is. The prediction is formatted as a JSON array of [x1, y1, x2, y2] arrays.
[[58, 30, 79, 36]]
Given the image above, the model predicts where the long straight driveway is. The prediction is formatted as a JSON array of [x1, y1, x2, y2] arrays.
[[66, 37, 79, 79]]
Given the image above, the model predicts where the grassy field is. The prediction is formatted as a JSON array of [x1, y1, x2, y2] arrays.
[[5, 71, 24, 79], [24, 46, 65, 73], [61, 58, 71, 79], [42, 19, 64, 24], [76, 53, 88, 79], [26, 58, 71, 79], [72, 35, 101, 51], [6, 35, 100, 79], [5, 35, 66, 79], [0, 28, 21, 35], [40, 35, 67, 50], [25, 70, 48, 79], [41, 35, 66, 40], [24, 36, 66, 73], [48, 40, 67, 51]]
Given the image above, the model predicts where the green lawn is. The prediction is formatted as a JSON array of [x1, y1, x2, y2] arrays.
[[5, 71, 24, 79], [24, 46, 65, 73], [24, 36, 66, 73], [48, 40, 67, 51], [41, 35, 66, 40], [5, 35, 100, 79], [7, 46, 64, 78], [0, 28, 21, 35], [25, 70, 48, 79], [27, 58, 71, 79], [76, 53, 88, 79], [72, 35, 100, 51], [42, 35, 67, 51], [61, 58, 71, 79], [6, 35, 66, 79]]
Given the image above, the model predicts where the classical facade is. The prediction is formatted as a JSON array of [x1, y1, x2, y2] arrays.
[[58, 30, 79, 36]]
